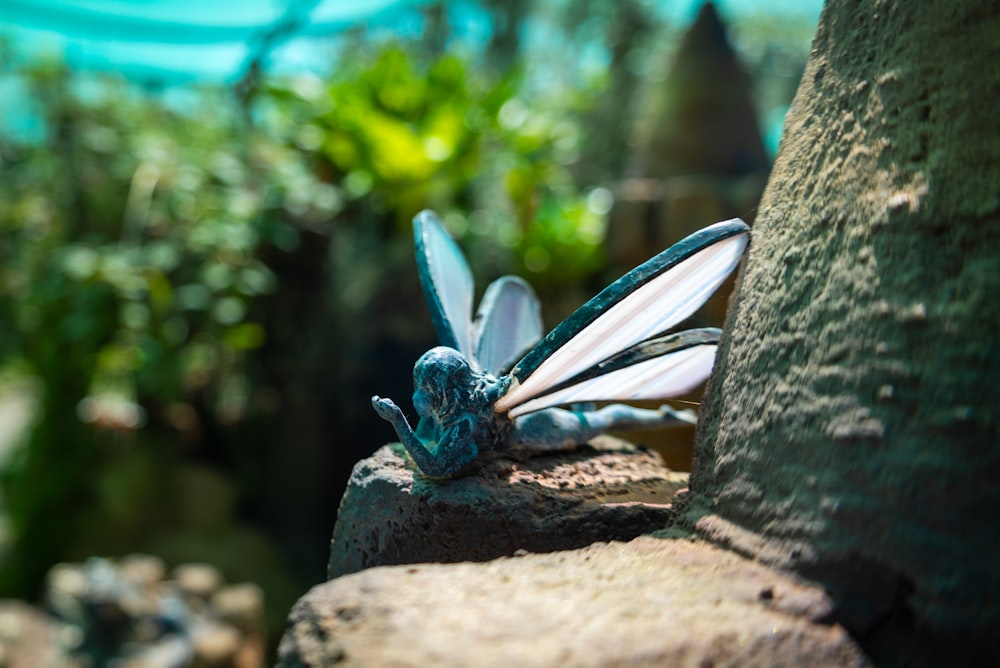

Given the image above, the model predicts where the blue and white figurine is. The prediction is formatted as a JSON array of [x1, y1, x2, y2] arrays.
[[373, 210, 749, 477]]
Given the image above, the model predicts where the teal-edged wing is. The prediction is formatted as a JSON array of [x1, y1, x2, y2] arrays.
[[494, 219, 749, 417], [414, 211, 543, 375]]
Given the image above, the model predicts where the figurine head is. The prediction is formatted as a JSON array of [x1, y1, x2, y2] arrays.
[[412, 347, 476, 420]]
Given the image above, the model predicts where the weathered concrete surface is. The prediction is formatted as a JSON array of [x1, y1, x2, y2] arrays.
[[282, 536, 867, 667], [687, 0, 1000, 659], [329, 437, 687, 578]]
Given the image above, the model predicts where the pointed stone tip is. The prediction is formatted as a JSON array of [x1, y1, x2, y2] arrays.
[[639, 0, 770, 178], [686, 1, 731, 54]]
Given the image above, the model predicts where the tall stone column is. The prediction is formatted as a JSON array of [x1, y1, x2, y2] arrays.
[[688, 0, 999, 653]]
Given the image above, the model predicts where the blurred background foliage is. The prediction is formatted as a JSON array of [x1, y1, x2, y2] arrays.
[[0, 0, 816, 645]]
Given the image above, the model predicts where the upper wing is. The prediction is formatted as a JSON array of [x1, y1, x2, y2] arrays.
[[413, 210, 476, 360], [494, 219, 749, 415], [473, 276, 543, 376]]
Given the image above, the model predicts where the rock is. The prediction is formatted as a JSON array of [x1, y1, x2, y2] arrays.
[[687, 0, 1000, 658], [212, 583, 266, 635], [280, 536, 868, 667], [173, 563, 224, 602], [7, 555, 267, 668], [0, 601, 61, 668], [328, 437, 688, 578], [189, 620, 242, 667], [118, 554, 167, 588]]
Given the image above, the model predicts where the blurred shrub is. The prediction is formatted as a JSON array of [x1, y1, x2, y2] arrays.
[[0, 64, 319, 614], [0, 40, 609, 610], [262, 42, 608, 284]]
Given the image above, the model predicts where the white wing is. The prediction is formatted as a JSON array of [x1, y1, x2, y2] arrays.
[[505, 344, 717, 417], [413, 211, 476, 360], [495, 219, 748, 415], [474, 276, 543, 376]]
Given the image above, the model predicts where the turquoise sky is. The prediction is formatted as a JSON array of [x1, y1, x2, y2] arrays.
[[0, 0, 824, 82], [662, 0, 822, 23]]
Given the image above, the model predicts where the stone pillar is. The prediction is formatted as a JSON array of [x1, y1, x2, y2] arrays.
[[686, 0, 1000, 659]]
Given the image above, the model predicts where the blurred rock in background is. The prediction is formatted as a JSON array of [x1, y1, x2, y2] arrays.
[[0, 555, 265, 668]]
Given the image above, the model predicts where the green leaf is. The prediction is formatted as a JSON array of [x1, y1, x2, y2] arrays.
[[223, 323, 266, 351]]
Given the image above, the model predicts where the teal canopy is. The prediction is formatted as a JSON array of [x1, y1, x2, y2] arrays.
[[0, 1, 821, 84], [0, 0, 434, 83]]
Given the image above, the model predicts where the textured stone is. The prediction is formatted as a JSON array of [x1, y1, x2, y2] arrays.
[[328, 437, 687, 578], [281, 536, 868, 668], [686, 0, 1000, 659]]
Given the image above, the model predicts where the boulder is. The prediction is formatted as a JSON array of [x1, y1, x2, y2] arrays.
[[328, 437, 688, 578], [282, 536, 867, 667]]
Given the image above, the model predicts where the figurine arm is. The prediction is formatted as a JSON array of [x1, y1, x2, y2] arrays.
[[371, 396, 478, 477], [372, 396, 443, 475]]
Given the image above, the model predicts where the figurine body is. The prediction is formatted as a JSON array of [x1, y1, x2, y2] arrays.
[[373, 211, 749, 477], [373, 346, 694, 476]]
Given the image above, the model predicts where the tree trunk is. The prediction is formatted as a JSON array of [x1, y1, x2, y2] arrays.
[[686, 0, 999, 658]]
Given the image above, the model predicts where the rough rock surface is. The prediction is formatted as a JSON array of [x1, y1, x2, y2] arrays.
[[328, 437, 687, 578], [281, 536, 867, 667], [686, 0, 1000, 655]]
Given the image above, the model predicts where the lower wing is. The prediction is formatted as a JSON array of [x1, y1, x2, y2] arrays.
[[504, 330, 719, 417]]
